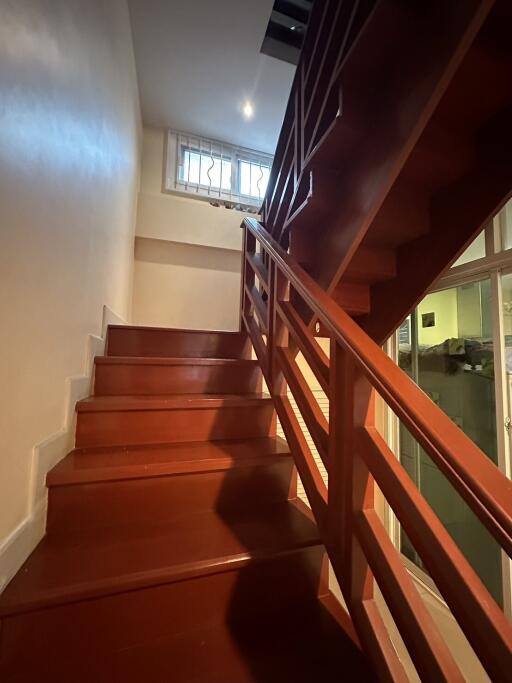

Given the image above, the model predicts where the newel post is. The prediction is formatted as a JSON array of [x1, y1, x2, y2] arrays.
[[328, 340, 375, 607]]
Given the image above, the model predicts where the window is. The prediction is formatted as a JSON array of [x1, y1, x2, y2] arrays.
[[239, 159, 270, 199], [181, 149, 232, 192], [397, 283, 503, 606], [166, 130, 272, 210], [452, 230, 486, 267], [392, 200, 512, 614], [499, 197, 512, 251], [450, 197, 512, 270]]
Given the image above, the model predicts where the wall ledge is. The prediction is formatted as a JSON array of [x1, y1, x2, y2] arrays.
[[0, 304, 125, 594]]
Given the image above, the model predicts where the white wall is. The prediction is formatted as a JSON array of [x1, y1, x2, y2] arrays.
[[0, 0, 141, 586], [132, 128, 248, 330], [133, 238, 242, 331]]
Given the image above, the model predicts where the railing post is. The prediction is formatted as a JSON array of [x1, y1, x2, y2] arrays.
[[350, 368, 376, 608], [327, 340, 353, 583], [266, 258, 275, 383], [239, 224, 246, 332], [270, 264, 289, 395], [328, 340, 375, 605], [241, 225, 256, 328]]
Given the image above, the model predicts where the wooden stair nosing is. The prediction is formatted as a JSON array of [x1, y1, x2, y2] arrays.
[[0, 501, 321, 619], [95, 356, 260, 367], [76, 393, 273, 413]]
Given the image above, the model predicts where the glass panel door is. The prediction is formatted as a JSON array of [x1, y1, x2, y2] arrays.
[[398, 279, 503, 605]]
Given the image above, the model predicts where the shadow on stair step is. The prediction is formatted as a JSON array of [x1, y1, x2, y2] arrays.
[[214, 460, 376, 681]]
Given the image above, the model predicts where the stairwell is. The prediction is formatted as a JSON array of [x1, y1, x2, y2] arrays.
[[1, 0, 512, 680]]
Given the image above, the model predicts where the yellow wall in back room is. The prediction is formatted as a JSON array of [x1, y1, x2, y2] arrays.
[[417, 288, 459, 347]]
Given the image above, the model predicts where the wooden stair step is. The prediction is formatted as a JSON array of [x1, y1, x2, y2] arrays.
[[0, 593, 374, 682], [94, 356, 262, 395], [76, 393, 272, 412], [77, 595, 373, 683], [75, 393, 276, 447], [106, 325, 251, 359], [47, 437, 291, 486], [46, 438, 295, 534], [332, 281, 370, 316], [343, 245, 397, 285], [0, 500, 321, 618]]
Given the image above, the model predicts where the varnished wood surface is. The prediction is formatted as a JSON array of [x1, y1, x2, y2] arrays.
[[106, 325, 252, 359], [264, 0, 511, 354], [0, 321, 371, 681], [94, 356, 262, 395], [47, 437, 291, 486], [243, 217, 512, 555], [0, 500, 321, 617], [75, 393, 277, 448], [47, 453, 296, 534], [77, 392, 272, 412], [1, 593, 374, 683], [241, 215, 512, 681]]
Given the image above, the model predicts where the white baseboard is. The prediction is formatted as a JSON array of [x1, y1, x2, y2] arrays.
[[0, 305, 125, 594]]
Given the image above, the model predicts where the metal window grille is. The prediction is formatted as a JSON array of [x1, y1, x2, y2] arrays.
[[165, 130, 273, 211]]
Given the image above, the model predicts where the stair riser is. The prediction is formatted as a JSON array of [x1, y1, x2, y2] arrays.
[[107, 327, 252, 359], [332, 282, 371, 316], [94, 363, 262, 396], [0, 547, 326, 679], [76, 405, 276, 447], [47, 461, 295, 534]]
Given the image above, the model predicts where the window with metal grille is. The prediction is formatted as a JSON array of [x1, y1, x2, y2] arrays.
[[165, 130, 272, 210]]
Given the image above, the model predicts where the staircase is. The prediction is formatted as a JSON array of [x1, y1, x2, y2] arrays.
[[265, 0, 512, 343], [2, 0, 512, 680], [0, 325, 374, 682]]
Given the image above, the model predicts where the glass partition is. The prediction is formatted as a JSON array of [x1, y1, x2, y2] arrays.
[[398, 280, 503, 605]]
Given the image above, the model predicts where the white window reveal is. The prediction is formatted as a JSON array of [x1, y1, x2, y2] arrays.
[[165, 130, 272, 211]]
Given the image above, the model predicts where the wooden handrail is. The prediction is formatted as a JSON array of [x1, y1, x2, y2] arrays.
[[240, 215, 512, 682]]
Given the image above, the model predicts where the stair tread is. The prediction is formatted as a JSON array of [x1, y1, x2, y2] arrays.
[[77, 393, 272, 412], [86, 594, 374, 683], [47, 437, 291, 486], [0, 500, 319, 617], [95, 356, 259, 366]]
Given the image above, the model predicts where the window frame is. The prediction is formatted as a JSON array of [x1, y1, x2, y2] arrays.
[[179, 146, 233, 194], [165, 130, 273, 210]]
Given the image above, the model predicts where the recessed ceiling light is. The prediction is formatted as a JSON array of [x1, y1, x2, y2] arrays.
[[242, 101, 254, 119]]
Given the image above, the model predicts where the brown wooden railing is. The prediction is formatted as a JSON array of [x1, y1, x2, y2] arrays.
[[240, 216, 512, 682], [262, 0, 377, 245]]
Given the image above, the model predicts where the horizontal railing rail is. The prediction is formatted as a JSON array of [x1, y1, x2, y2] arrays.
[[240, 215, 512, 682]]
